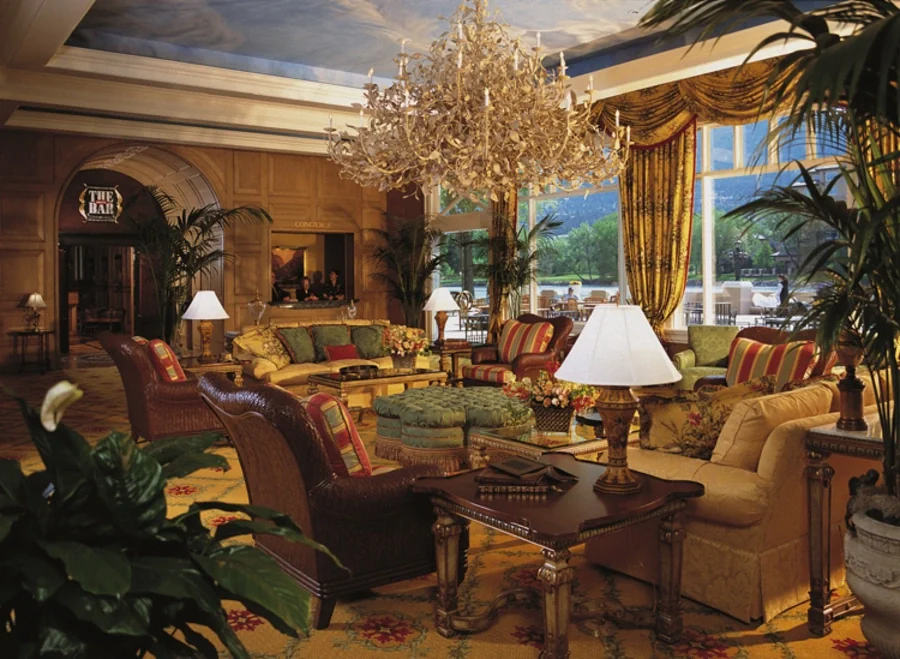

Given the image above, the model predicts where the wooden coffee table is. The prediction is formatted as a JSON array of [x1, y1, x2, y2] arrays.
[[412, 453, 704, 658], [306, 368, 448, 407], [180, 356, 244, 386], [468, 425, 608, 468]]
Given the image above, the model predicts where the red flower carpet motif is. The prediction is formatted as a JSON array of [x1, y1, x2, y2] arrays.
[[209, 515, 239, 527], [166, 484, 199, 496], [350, 613, 419, 649], [671, 629, 732, 658], [227, 609, 264, 632], [511, 624, 544, 648], [508, 566, 540, 590], [833, 637, 885, 658]]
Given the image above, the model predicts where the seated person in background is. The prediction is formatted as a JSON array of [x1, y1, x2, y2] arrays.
[[296, 276, 318, 301], [565, 286, 581, 301], [271, 273, 291, 303], [322, 269, 346, 300]]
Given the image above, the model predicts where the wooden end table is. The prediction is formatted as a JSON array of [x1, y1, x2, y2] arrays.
[[806, 418, 884, 636], [9, 329, 56, 374], [433, 342, 471, 386], [180, 357, 245, 386], [307, 368, 448, 407], [412, 453, 704, 658]]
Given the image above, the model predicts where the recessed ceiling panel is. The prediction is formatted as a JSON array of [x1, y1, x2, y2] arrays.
[[68, 0, 653, 85]]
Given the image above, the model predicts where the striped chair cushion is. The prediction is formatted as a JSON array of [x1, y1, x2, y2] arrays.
[[497, 320, 555, 363], [302, 392, 372, 478], [462, 363, 515, 384], [147, 339, 187, 382], [725, 338, 817, 391]]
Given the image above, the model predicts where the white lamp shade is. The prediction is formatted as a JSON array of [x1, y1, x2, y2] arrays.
[[423, 287, 460, 312], [182, 291, 229, 321], [555, 305, 681, 387], [25, 293, 46, 309]]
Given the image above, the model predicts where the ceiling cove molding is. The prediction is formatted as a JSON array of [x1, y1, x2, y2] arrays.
[[47, 46, 367, 108], [0, 0, 94, 68], [0, 68, 358, 136], [6, 108, 331, 155]]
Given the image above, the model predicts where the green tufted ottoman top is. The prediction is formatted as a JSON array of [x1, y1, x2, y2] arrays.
[[373, 387, 532, 429]]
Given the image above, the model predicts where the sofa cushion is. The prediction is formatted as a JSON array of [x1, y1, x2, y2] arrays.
[[274, 327, 316, 364], [301, 393, 372, 477], [311, 324, 352, 361], [245, 357, 279, 380], [325, 344, 359, 361], [462, 363, 515, 384], [234, 326, 291, 369], [688, 325, 741, 367], [266, 362, 333, 386], [725, 338, 817, 391], [147, 340, 187, 382], [498, 319, 554, 363], [712, 384, 833, 471], [351, 325, 387, 359], [638, 376, 776, 459]]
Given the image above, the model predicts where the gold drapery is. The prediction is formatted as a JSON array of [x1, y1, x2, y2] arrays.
[[620, 122, 696, 333], [593, 60, 795, 328]]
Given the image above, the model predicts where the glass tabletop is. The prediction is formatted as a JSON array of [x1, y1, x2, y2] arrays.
[[313, 368, 443, 382], [473, 425, 602, 450]]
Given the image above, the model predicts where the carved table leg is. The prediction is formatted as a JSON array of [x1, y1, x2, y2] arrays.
[[657, 512, 685, 644], [433, 510, 466, 638], [807, 448, 835, 636], [538, 548, 574, 659], [233, 370, 243, 387], [469, 443, 488, 470]]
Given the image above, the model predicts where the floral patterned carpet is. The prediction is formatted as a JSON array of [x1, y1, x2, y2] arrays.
[[0, 367, 884, 658]]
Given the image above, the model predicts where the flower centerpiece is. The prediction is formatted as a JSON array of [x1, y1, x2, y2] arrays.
[[502, 364, 598, 432], [384, 325, 430, 370]]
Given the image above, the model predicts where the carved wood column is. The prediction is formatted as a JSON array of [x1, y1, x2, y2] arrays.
[[488, 188, 517, 343]]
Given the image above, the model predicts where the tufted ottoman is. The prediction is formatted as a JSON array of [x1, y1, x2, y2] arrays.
[[373, 387, 533, 472]]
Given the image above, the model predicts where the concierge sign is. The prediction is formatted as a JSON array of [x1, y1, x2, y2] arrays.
[[78, 185, 123, 223]]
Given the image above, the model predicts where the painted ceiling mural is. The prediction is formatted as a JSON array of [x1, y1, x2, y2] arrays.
[[68, 0, 655, 85]]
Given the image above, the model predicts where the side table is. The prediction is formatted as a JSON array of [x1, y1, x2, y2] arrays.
[[180, 357, 244, 386], [806, 419, 884, 636], [9, 329, 56, 374], [433, 342, 471, 387]]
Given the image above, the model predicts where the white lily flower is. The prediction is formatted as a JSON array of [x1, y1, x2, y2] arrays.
[[40, 381, 84, 432]]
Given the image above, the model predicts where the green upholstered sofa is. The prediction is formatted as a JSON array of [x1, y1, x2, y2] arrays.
[[672, 325, 740, 390]]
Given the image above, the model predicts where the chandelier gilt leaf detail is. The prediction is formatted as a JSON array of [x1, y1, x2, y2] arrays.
[[327, 0, 630, 202]]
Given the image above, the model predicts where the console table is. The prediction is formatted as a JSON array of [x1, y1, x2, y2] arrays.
[[806, 418, 884, 636], [9, 329, 55, 374]]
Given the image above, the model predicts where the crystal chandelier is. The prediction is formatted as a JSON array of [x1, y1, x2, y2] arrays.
[[326, 0, 630, 202]]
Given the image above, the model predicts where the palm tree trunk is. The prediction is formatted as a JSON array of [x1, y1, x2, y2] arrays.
[[488, 189, 518, 342]]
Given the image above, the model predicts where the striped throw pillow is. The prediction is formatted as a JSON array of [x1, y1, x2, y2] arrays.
[[461, 363, 515, 384], [147, 339, 187, 382], [725, 338, 817, 391], [302, 393, 372, 478], [497, 320, 555, 363]]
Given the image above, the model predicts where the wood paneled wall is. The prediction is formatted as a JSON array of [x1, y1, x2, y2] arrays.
[[0, 128, 391, 371]]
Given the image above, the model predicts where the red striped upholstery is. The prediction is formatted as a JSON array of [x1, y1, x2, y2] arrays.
[[461, 363, 515, 384], [725, 338, 817, 391], [302, 392, 372, 478], [497, 319, 554, 363], [147, 339, 187, 382]]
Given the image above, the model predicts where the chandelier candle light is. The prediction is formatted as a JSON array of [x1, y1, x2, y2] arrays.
[[555, 305, 681, 494], [424, 287, 460, 345], [182, 291, 230, 364], [327, 0, 630, 340]]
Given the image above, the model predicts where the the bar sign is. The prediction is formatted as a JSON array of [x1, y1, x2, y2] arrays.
[[79, 185, 123, 223]]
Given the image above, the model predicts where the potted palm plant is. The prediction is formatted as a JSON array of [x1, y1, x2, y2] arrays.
[[641, 1, 900, 653], [0, 381, 336, 657], [124, 186, 272, 346], [368, 215, 447, 328]]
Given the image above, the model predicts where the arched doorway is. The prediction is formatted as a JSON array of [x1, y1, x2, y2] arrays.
[[57, 144, 221, 354]]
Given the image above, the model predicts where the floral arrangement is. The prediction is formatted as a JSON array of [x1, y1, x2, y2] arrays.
[[502, 365, 598, 412], [383, 325, 430, 357]]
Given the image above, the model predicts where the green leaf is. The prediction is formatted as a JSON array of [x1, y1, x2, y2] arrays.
[[174, 622, 219, 658], [193, 545, 309, 637], [139, 433, 221, 467], [19, 555, 65, 602], [130, 556, 221, 613], [0, 512, 21, 544], [91, 431, 167, 538], [160, 452, 228, 480], [55, 582, 149, 636], [38, 620, 88, 657], [0, 459, 26, 504], [38, 540, 131, 597]]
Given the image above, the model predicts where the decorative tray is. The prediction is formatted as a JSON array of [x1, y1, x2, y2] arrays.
[[338, 365, 379, 380]]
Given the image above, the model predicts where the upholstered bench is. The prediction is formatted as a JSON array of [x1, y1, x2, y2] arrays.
[[373, 387, 532, 472]]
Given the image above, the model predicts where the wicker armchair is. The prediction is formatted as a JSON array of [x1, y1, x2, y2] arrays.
[[98, 332, 224, 442], [197, 374, 467, 629]]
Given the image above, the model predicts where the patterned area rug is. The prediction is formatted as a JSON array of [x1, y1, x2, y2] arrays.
[[0, 368, 884, 658]]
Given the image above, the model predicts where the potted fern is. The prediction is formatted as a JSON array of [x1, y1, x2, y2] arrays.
[[642, 1, 900, 653], [0, 381, 336, 657]]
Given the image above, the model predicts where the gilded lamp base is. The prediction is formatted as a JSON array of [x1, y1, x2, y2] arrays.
[[197, 320, 217, 364], [593, 386, 641, 495]]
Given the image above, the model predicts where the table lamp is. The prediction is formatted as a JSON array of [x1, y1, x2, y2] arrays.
[[555, 305, 681, 494], [25, 293, 47, 332], [424, 288, 460, 345], [182, 291, 229, 363]]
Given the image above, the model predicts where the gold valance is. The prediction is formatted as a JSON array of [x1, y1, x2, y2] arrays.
[[594, 60, 794, 145]]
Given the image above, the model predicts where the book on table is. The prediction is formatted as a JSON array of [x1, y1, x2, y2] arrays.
[[475, 457, 577, 494]]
